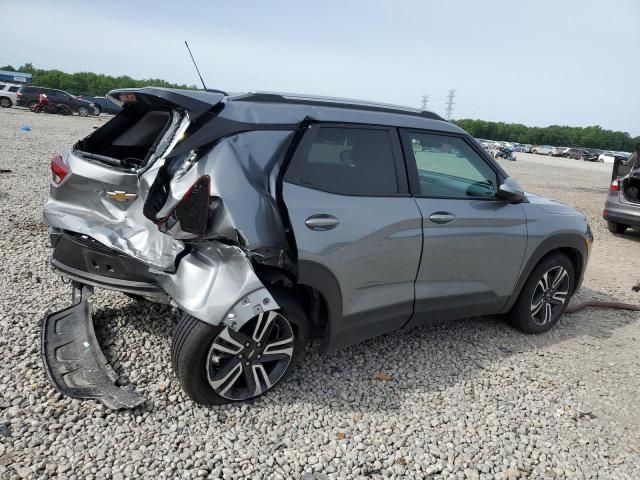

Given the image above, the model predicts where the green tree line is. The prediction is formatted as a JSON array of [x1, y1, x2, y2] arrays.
[[1, 63, 197, 97], [454, 118, 637, 152]]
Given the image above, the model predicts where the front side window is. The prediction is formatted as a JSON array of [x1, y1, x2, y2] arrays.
[[286, 126, 399, 196], [405, 132, 497, 198]]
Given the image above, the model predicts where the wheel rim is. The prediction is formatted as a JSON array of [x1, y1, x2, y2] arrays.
[[0, 98, 9, 107], [78, 107, 88, 116], [206, 311, 295, 401], [530, 266, 570, 325]]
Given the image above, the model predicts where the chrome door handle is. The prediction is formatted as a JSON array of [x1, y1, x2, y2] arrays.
[[305, 214, 339, 231], [428, 212, 457, 224]]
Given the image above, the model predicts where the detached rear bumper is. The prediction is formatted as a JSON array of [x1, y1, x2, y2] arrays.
[[42, 284, 145, 409]]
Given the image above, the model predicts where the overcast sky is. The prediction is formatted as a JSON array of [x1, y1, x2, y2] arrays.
[[1, 0, 638, 135]]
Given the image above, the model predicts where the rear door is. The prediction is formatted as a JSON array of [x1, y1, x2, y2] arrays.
[[282, 124, 423, 349], [399, 130, 528, 327]]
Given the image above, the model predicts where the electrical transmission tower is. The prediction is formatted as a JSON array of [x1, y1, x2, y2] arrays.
[[445, 89, 456, 120], [420, 95, 429, 110]]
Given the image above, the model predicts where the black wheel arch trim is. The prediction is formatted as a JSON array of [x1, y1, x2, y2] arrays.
[[501, 233, 588, 313], [296, 259, 343, 352]]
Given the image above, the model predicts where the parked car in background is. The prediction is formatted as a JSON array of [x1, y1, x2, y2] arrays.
[[531, 145, 563, 156], [16, 86, 95, 116], [78, 95, 122, 115], [42, 87, 592, 407], [604, 156, 640, 233], [598, 151, 628, 164], [563, 148, 588, 160], [0, 83, 20, 108]]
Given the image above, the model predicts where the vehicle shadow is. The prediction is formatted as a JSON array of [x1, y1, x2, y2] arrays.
[[271, 285, 639, 413], [89, 285, 638, 414]]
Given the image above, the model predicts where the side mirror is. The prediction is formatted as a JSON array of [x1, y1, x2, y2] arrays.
[[496, 177, 525, 203]]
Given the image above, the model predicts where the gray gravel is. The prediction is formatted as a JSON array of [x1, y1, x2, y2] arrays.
[[1, 108, 639, 479]]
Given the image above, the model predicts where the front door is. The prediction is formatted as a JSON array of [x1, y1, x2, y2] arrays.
[[282, 124, 423, 350], [399, 130, 528, 327]]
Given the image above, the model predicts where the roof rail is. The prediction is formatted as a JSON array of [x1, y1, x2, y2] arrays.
[[230, 92, 446, 121]]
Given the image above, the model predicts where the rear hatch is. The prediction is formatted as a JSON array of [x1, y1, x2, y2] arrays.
[[44, 88, 225, 271]]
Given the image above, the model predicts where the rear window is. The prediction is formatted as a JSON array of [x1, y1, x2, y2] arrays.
[[20, 87, 39, 94]]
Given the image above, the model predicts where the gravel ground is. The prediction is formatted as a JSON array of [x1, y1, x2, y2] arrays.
[[0, 108, 639, 480]]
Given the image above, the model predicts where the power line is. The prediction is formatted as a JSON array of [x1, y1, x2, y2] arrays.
[[420, 95, 429, 110], [445, 89, 456, 120]]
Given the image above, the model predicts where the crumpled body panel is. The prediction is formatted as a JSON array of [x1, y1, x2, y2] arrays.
[[44, 150, 185, 271], [157, 130, 295, 267], [157, 243, 279, 327]]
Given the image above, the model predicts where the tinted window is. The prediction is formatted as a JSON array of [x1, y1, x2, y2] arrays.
[[8, 86, 19, 92], [405, 132, 497, 198], [287, 127, 399, 196], [0, 84, 5, 90]]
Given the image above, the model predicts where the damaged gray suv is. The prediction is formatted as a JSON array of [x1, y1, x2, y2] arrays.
[[42, 88, 592, 408]]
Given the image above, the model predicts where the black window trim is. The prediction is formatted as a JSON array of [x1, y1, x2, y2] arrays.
[[398, 128, 507, 201], [284, 122, 410, 198]]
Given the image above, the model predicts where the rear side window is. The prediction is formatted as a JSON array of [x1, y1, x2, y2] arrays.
[[286, 126, 399, 196], [8, 86, 19, 92]]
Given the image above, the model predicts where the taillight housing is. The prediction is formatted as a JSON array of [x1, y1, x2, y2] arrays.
[[50, 154, 69, 184], [609, 179, 619, 192], [159, 176, 213, 238]]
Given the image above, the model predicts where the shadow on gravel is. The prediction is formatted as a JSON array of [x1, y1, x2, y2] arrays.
[[609, 228, 640, 244], [86, 284, 638, 414]]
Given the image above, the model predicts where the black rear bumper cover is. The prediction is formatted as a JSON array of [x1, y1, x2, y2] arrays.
[[50, 231, 165, 297]]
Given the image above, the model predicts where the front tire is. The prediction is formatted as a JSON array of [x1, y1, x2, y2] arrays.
[[172, 290, 307, 405], [607, 221, 627, 234], [509, 253, 575, 334], [77, 105, 90, 117]]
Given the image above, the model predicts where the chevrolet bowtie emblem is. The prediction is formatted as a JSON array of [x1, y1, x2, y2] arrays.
[[106, 190, 137, 202]]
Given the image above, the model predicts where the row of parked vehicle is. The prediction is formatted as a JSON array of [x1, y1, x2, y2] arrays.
[[0, 83, 122, 116], [476, 139, 631, 164]]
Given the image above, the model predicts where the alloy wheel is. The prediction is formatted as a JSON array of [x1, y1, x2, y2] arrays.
[[205, 311, 295, 401], [530, 266, 569, 325]]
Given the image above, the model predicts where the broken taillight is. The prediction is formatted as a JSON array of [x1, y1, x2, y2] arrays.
[[159, 176, 212, 237], [50, 154, 69, 184], [609, 179, 620, 192]]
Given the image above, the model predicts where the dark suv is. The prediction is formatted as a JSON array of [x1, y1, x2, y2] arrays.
[[42, 88, 592, 408], [17, 86, 94, 116]]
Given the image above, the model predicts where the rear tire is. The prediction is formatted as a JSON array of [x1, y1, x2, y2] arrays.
[[607, 221, 627, 234], [0, 97, 12, 108], [508, 253, 575, 334], [171, 289, 308, 405], [77, 105, 90, 117], [93, 105, 101, 116], [28, 100, 38, 110]]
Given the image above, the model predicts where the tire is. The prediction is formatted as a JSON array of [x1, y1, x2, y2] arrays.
[[508, 253, 575, 334], [92, 105, 101, 116], [532, 149, 538, 155], [607, 221, 627, 234], [28, 100, 38, 110], [33, 105, 43, 113], [76, 105, 90, 117], [171, 288, 308, 405], [0, 97, 12, 108]]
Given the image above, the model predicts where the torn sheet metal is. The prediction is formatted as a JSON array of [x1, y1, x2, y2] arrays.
[[155, 130, 295, 268], [156, 242, 279, 328]]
